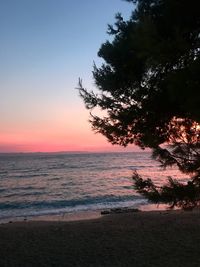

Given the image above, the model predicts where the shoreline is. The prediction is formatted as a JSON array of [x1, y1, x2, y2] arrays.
[[0, 209, 200, 266], [0, 210, 102, 225], [0, 203, 170, 224]]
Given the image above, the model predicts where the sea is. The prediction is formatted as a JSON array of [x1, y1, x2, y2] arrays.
[[0, 152, 189, 222]]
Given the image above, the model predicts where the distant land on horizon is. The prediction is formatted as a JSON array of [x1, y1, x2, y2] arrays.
[[0, 148, 149, 155]]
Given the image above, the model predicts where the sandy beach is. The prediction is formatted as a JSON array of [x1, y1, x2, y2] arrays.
[[0, 210, 200, 267]]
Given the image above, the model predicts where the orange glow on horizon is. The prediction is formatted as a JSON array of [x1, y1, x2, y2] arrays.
[[0, 129, 139, 153], [0, 105, 140, 153]]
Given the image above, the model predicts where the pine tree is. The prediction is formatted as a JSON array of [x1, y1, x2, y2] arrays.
[[79, 0, 200, 209]]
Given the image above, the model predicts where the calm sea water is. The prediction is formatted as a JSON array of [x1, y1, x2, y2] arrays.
[[0, 152, 188, 221]]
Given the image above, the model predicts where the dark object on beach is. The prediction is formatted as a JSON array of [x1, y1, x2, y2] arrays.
[[79, 0, 200, 210], [101, 208, 140, 215], [101, 210, 111, 215]]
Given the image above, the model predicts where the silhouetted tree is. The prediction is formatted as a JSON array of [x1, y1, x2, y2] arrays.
[[79, 0, 200, 209]]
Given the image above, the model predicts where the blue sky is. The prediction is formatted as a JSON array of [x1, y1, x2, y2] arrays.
[[0, 0, 135, 152]]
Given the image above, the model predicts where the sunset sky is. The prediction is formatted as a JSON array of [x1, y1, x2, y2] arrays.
[[0, 0, 136, 153]]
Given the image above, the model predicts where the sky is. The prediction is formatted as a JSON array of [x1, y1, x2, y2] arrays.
[[0, 0, 136, 153]]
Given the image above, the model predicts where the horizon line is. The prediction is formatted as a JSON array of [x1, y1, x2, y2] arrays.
[[0, 150, 147, 154]]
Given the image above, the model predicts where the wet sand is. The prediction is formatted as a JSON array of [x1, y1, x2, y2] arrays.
[[0, 210, 200, 267]]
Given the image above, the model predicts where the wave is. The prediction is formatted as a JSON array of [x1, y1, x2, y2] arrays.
[[13, 173, 49, 179], [0, 194, 143, 211]]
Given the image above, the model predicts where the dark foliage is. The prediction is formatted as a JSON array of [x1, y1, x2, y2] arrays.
[[79, 0, 200, 209], [133, 171, 200, 210]]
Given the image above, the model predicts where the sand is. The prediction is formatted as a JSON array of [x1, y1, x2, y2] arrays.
[[0, 210, 200, 267]]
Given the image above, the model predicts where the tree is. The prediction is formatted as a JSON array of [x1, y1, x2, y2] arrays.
[[79, 0, 200, 209]]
